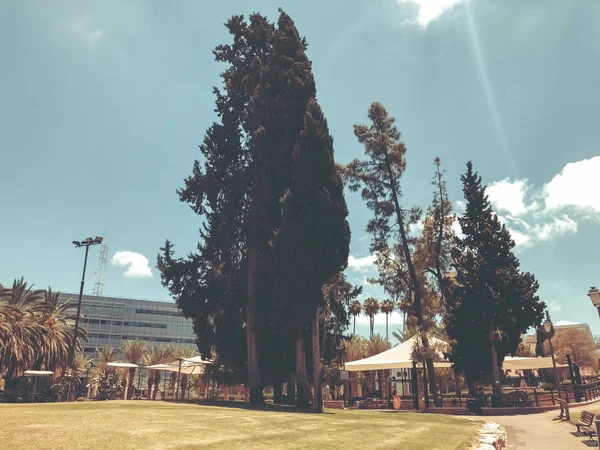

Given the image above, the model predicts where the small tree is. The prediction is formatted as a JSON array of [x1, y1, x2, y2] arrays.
[[447, 162, 545, 399], [553, 329, 597, 369]]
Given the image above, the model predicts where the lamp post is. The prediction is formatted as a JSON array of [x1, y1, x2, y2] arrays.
[[543, 315, 562, 403], [587, 287, 600, 320], [68, 236, 103, 401]]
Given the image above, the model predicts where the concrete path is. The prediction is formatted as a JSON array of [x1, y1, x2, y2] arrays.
[[473, 404, 598, 450]]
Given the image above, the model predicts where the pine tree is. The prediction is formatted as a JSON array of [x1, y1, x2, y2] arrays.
[[447, 161, 546, 400], [414, 158, 455, 312], [340, 102, 441, 405]]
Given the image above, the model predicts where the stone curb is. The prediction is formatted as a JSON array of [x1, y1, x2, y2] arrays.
[[473, 421, 506, 449]]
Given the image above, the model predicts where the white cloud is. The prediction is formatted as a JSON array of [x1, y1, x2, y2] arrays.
[[532, 215, 577, 241], [69, 17, 103, 44], [347, 254, 377, 271], [487, 178, 533, 216], [111, 251, 153, 278], [555, 320, 579, 326], [544, 156, 600, 215], [397, 0, 465, 27], [546, 301, 562, 312], [451, 220, 464, 239]]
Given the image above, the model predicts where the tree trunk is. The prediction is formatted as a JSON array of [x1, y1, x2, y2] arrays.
[[295, 317, 312, 408], [384, 156, 441, 407], [124, 372, 130, 401], [153, 372, 161, 400], [147, 372, 154, 400], [353, 316, 356, 335], [466, 375, 477, 398], [312, 307, 322, 412], [287, 373, 296, 406], [420, 332, 441, 406], [489, 324, 503, 403], [246, 247, 263, 405], [127, 368, 136, 399], [386, 315, 389, 340], [273, 376, 283, 405]]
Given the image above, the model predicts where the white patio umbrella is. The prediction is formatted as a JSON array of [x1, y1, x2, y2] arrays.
[[23, 370, 54, 402]]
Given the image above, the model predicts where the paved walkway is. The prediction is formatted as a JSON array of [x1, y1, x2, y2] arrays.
[[473, 404, 598, 449]]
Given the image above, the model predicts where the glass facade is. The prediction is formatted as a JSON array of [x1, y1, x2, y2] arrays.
[[70, 293, 197, 361]]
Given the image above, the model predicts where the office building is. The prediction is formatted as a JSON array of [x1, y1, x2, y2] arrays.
[[70, 293, 197, 361]]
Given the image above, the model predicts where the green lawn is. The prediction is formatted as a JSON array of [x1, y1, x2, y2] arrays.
[[0, 401, 479, 449], [571, 407, 600, 423]]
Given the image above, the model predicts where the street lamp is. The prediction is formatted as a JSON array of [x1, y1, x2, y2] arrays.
[[587, 287, 600, 320], [68, 236, 103, 401], [543, 314, 563, 403]]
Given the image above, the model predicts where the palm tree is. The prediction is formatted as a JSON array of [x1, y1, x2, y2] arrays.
[[349, 300, 362, 335], [0, 281, 87, 388], [143, 345, 173, 400], [363, 297, 379, 337], [37, 289, 84, 374], [121, 340, 148, 399], [0, 280, 46, 381], [380, 299, 395, 340]]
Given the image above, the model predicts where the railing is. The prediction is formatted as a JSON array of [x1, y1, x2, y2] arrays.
[[428, 379, 600, 409]]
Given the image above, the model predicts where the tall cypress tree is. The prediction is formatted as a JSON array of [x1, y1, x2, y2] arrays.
[[269, 61, 350, 410], [447, 161, 545, 399]]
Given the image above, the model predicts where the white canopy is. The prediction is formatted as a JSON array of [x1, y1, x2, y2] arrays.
[[164, 355, 213, 367], [345, 335, 452, 372], [145, 363, 201, 375], [107, 362, 139, 369], [24, 370, 54, 376], [502, 356, 556, 370], [345, 335, 564, 372]]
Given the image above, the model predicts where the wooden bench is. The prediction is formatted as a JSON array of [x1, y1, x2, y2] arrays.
[[576, 411, 596, 439]]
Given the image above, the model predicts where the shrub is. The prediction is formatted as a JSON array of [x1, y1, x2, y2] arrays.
[[76, 397, 86, 402], [91, 370, 124, 401]]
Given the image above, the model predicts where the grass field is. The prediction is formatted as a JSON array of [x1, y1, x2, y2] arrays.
[[0, 401, 479, 449]]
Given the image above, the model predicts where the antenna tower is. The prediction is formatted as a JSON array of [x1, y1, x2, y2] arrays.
[[93, 243, 108, 296]]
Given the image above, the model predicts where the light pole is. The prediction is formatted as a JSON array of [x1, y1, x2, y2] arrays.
[[543, 314, 562, 403], [587, 287, 600, 320], [68, 236, 103, 401]]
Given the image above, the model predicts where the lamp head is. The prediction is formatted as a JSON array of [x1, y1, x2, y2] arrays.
[[94, 236, 103, 244], [588, 286, 600, 308], [543, 319, 552, 334], [72, 241, 81, 247]]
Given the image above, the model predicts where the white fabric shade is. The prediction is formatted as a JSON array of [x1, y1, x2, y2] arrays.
[[502, 356, 556, 370], [345, 335, 452, 372], [345, 335, 564, 372], [107, 362, 139, 368], [144, 363, 200, 375], [24, 370, 54, 376]]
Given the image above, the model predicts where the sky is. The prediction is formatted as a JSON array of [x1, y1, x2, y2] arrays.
[[2, 0, 600, 340]]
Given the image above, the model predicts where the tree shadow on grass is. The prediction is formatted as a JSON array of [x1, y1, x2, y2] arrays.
[[164, 399, 334, 415]]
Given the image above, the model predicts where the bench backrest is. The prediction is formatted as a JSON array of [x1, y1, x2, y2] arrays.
[[581, 411, 595, 425]]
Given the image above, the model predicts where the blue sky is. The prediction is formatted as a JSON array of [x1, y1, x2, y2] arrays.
[[2, 0, 600, 340]]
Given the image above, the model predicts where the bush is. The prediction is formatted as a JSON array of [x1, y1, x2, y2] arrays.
[[91, 370, 124, 401], [76, 397, 86, 402]]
